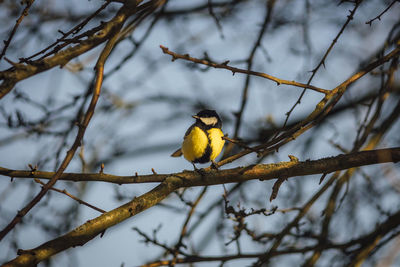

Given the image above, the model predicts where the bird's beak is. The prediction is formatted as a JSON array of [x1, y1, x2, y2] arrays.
[[192, 115, 200, 119]]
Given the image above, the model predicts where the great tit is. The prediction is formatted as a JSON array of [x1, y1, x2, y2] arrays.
[[171, 109, 225, 169]]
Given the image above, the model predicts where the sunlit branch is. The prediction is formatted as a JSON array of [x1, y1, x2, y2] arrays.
[[0, 10, 126, 242], [159, 45, 330, 94], [1, 148, 399, 185], [280, 1, 362, 132]]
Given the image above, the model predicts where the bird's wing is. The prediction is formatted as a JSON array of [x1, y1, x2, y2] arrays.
[[171, 124, 196, 157], [171, 148, 183, 157], [184, 124, 195, 138]]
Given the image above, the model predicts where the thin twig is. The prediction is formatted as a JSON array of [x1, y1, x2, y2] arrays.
[[22, 0, 112, 62], [278, 1, 362, 135], [366, 0, 399, 26], [0, 0, 35, 61], [216, 44, 400, 167], [0, 10, 126, 241], [229, 0, 276, 160], [159, 45, 329, 94], [222, 135, 256, 152], [33, 178, 106, 213], [170, 187, 208, 265]]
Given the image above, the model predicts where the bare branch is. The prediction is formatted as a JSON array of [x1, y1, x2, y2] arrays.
[[366, 0, 399, 26], [159, 46, 330, 94], [2, 147, 400, 265], [0, 0, 35, 62], [0, 10, 126, 241], [33, 178, 106, 214]]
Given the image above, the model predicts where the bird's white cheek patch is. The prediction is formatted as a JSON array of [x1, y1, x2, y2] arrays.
[[200, 117, 217, 126]]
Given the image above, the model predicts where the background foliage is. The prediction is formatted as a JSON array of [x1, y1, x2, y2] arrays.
[[0, 0, 400, 266]]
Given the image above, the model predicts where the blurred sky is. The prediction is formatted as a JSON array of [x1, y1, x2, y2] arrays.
[[1, 0, 399, 266]]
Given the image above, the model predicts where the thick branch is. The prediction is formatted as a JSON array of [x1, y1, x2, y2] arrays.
[[0, 3, 137, 99], [3, 176, 183, 267], [2, 147, 399, 266], [0, 167, 167, 184], [1, 148, 399, 185]]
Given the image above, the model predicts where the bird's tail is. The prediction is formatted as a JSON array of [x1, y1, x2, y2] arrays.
[[171, 148, 183, 157]]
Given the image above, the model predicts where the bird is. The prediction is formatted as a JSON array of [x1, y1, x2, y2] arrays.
[[171, 109, 225, 170]]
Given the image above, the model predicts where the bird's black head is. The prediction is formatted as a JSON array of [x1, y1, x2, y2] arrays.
[[192, 109, 222, 128]]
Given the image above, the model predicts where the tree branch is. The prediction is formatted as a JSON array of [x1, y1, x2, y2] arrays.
[[1, 148, 399, 185], [2, 147, 399, 266], [0, 0, 35, 62], [0, 9, 126, 242], [159, 45, 330, 94]]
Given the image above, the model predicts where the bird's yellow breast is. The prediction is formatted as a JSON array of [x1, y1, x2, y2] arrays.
[[181, 126, 225, 163], [207, 128, 225, 161]]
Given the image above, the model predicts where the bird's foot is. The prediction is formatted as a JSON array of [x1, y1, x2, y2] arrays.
[[196, 168, 207, 176], [192, 163, 206, 176], [211, 160, 219, 170]]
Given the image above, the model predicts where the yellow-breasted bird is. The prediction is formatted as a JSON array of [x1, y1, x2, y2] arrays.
[[171, 109, 225, 169]]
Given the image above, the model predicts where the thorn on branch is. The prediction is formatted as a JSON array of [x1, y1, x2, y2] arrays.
[[151, 168, 157, 175], [100, 229, 106, 238], [16, 210, 24, 217], [130, 172, 138, 182], [16, 249, 33, 256], [319, 173, 328, 184], [288, 155, 299, 162], [99, 163, 105, 174], [203, 52, 210, 61], [270, 177, 287, 202], [28, 164, 37, 175]]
